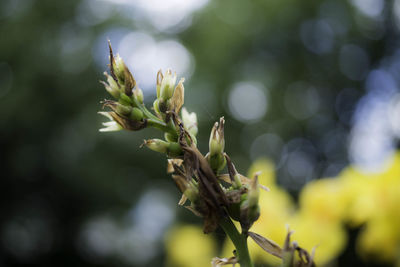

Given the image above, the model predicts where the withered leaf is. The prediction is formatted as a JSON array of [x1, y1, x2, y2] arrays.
[[107, 40, 118, 82], [172, 174, 189, 193], [203, 210, 219, 234], [248, 231, 283, 259], [109, 112, 147, 131], [123, 64, 136, 96], [178, 194, 188, 206], [167, 158, 184, 173], [170, 78, 185, 113], [217, 173, 270, 192], [211, 256, 238, 267]]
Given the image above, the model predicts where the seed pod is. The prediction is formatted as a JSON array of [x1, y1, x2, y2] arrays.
[[144, 139, 169, 154], [130, 107, 144, 121]]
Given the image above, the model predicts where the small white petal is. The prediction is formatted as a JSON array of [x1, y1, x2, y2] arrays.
[[99, 124, 122, 132], [98, 111, 113, 120], [103, 121, 116, 127]]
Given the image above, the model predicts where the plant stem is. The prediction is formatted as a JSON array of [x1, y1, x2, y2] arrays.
[[132, 97, 160, 121], [132, 97, 178, 138], [147, 119, 176, 136], [219, 216, 254, 267]]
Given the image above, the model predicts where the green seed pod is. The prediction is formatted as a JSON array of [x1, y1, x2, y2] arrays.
[[156, 70, 163, 98], [209, 153, 226, 173], [184, 182, 199, 203], [130, 107, 143, 121], [144, 139, 169, 154], [116, 103, 132, 116], [119, 93, 132, 106], [164, 132, 176, 142], [159, 69, 176, 101], [101, 73, 120, 99], [153, 99, 161, 116]]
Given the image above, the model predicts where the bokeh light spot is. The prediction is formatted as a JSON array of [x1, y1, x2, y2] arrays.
[[98, 0, 209, 32], [351, 0, 384, 18], [284, 82, 320, 120], [300, 19, 334, 54], [228, 82, 268, 123], [339, 44, 369, 81], [117, 32, 193, 94]]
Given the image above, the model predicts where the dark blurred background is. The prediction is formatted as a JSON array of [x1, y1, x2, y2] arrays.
[[1, 0, 400, 266]]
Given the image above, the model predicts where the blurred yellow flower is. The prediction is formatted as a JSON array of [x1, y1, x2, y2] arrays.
[[242, 158, 294, 265], [165, 152, 400, 266], [289, 214, 347, 265], [165, 225, 217, 267], [295, 177, 348, 265], [247, 158, 276, 189], [357, 216, 400, 262], [299, 177, 347, 223]]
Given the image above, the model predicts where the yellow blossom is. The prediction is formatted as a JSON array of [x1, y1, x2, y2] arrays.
[[357, 216, 400, 262], [165, 225, 217, 267], [299, 177, 347, 223], [289, 214, 347, 265]]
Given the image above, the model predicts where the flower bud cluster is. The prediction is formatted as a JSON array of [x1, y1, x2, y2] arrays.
[[98, 41, 263, 231], [99, 42, 145, 132], [97, 41, 276, 265], [99, 43, 195, 158], [206, 117, 226, 173], [153, 69, 185, 120]]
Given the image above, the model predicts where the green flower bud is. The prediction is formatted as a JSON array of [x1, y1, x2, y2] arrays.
[[130, 107, 143, 121], [207, 117, 226, 172], [184, 182, 199, 203], [153, 99, 161, 117], [119, 93, 132, 106], [144, 139, 169, 154], [115, 103, 132, 116], [133, 87, 144, 104], [209, 117, 225, 156], [156, 70, 163, 98], [101, 72, 120, 99], [113, 54, 126, 82], [247, 176, 260, 208], [164, 132, 176, 142], [159, 69, 177, 101], [108, 41, 135, 96], [239, 176, 260, 230], [208, 153, 226, 173]]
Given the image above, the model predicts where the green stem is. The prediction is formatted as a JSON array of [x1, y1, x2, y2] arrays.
[[132, 97, 160, 121], [219, 216, 254, 267], [147, 119, 175, 135], [132, 97, 178, 138]]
